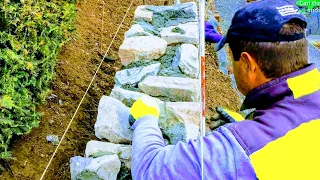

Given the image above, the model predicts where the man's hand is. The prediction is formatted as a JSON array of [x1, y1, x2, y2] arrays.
[[207, 107, 245, 130], [205, 21, 223, 43], [129, 96, 160, 126], [214, 107, 245, 123]]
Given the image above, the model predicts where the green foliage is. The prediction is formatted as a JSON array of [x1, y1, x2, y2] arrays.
[[0, 0, 76, 159]]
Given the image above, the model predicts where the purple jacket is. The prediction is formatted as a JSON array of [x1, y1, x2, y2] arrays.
[[131, 64, 320, 180]]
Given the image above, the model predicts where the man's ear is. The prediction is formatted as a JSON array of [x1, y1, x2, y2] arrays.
[[240, 52, 257, 72]]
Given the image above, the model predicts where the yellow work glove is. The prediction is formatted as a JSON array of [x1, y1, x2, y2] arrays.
[[129, 96, 160, 126], [214, 107, 245, 123]]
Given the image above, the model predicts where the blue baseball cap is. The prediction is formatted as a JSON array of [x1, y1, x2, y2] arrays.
[[216, 0, 307, 51]]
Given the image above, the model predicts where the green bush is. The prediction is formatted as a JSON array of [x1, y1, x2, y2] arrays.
[[0, 0, 76, 159]]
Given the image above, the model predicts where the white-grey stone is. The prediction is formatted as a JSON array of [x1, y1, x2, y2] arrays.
[[119, 36, 167, 66], [46, 135, 59, 145], [109, 87, 166, 128], [125, 24, 152, 38], [138, 76, 200, 102], [166, 102, 201, 141], [85, 140, 119, 158], [85, 141, 132, 169], [110, 86, 161, 107], [114, 63, 161, 86], [118, 146, 132, 161], [160, 22, 199, 45], [166, 102, 201, 125], [156, 102, 201, 144], [85, 141, 131, 159], [94, 96, 133, 143], [85, 154, 121, 180], [145, 2, 198, 28], [118, 146, 132, 169], [134, 6, 153, 22], [70, 156, 93, 180], [184, 123, 200, 141], [178, 44, 199, 78]]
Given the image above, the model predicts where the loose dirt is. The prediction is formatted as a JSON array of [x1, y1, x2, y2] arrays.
[[205, 43, 241, 115], [0, 0, 241, 179]]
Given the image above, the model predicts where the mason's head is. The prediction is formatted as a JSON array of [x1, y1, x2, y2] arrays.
[[216, 0, 308, 95]]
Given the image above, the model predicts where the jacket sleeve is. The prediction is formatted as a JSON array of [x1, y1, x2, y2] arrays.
[[131, 116, 256, 180]]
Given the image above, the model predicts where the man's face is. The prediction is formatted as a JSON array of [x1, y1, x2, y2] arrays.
[[232, 58, 251, 96], [231, 51, 270, 96]]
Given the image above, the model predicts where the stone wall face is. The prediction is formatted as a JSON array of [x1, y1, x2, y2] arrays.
[[70, 2, 202, 179]]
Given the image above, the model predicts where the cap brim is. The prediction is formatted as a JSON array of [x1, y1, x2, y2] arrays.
[[215, 36, 227, 51]]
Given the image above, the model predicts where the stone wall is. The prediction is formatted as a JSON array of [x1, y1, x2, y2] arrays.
[[70, 2, 202, 180]]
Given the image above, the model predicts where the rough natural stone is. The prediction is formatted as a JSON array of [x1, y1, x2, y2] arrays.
[[119, 36, 167, 66], [146, 2, 198, 28], [85, 155, 121, 180], [46, 135, 59, 145], [165, 102, 201, 125], [160, 22, 199, 45], [94, 96, 133, 143], [85, 141, 120, 158], [159, 102, 200, 144], [70, 156, 93, 180], [76, 170, 102, 180], [134, 6, 153, 22], [124, 24, 152, 38], [132, 20, 160, 36], [125, 59, 158, 69], [114, 63, 161, 86], [85, 140, 131, 160], [166, 102, 201, 141], [178, 44, 199, 78], [216, 47, 228, 75], [230, 74, 237, 89], [184, 123, 200, 141], [110, 87, 161, 107], [138, 76, 200, 102], [172, 46, 181, 68], [172, 27, 185, 34], [85, 140, 132, 169], [162, 123, 186, 145], [109, 87, 166, 130], [158, 45, 185, 77]]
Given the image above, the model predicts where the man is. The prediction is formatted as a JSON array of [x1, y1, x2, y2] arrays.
[[129, 0, 320, 179]]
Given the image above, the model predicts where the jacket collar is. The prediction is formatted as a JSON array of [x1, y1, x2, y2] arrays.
[[241, 64, 319, 111]]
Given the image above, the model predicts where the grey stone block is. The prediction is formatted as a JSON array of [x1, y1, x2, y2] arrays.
[[115, 63, 161, 86], [94, 96, 133, 143], [138, 76, 200, 102]]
